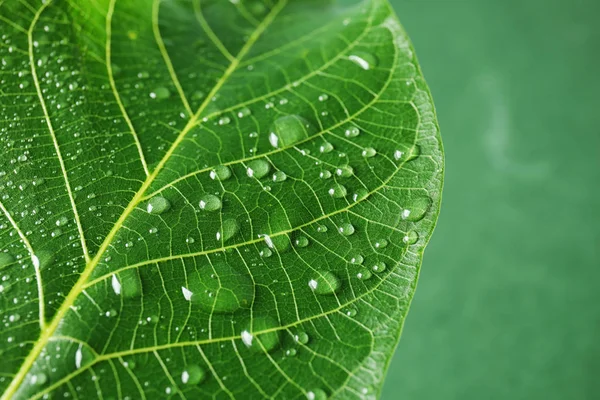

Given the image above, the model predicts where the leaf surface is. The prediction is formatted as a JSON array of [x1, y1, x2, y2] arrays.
[[0, 0, 443, 398]]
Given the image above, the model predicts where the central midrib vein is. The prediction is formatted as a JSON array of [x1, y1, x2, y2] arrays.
[[1, 1, 286, 398]]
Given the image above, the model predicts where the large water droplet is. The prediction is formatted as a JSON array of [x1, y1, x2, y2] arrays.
[[209, 165, 231, 181], [362, 147, 377, 158], [246, 159, 270, 179], [146, 196, 171, 214], [268, 115, 313, 148], [319, 142, 334, 153], [372, 261, 387, 273], [241, 316, 281, 352], [199, 194, 222, 211], [344, 125, 360, 138], [217, 219, 240, 242], [308, 271, 341, 295], [295, 236, 309, 248], [356, 268, 372, 281], [189, 262, 254, 313], [181, 365, 206, 385]]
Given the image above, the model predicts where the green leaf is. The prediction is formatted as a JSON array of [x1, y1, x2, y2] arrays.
[[0, 0, 443, 398]]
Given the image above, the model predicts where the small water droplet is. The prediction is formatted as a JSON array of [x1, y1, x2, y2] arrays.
[[362, 147, 377, 157], [328, 184, 347, 198], [306, 388, 328, 400], [241, 316, 281, 352], [260, 247, 272, 258], [218, 116, 231, 125], [146, 196, 171, 214], [210, 165, 232, 181], [308, 271, 341, 295], [150, 87, 170, 99], [403, 230, 419, 244], [316, 224, 328, 233], [181, 365, 206, 385], [237, 107, 251, 118], [294, 331, 309, 345], [55, 216, 68, 226], [319, 170, 332, 179], [246, 159, 270, 179], [217, 219, 240, 242], [372, 261, 387, 273], [344, 125, 360, 138], [348, 51, 377, 70], [345, 308, 358, 317], [198, 194, 222, 211], [268, 115, 313, 148], [375, 239, 388, 249], [30, 372, 48, 386], [318, 94, 329, 102], [319, 142, 334, 153], [356, 268, 372, 280], [401, 197, 432, 221], [0, 253, 15, 268], [335, 165, 354, 178], [272, 170, 287, 182], [352, 189, 369, 202], [189, 262, 254, 313], [349, 254, 364, 264], [285, 348, 297, 357], [338, 223, 355, 236], [295, 236, 309, 248], [394, 150, 403, 160]]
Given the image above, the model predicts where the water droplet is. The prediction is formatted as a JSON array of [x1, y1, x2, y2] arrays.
[[319, 142, 334, 153], [356, 268, 372, 280], [198, 194, 222, 211], [318, 94, 329, 102], [362, 147, 377, 157], [189, 262, 254, 313], [316, 224, 328, 233], [348, 51, 377, 70], [150, 87, 170, 99], [285, 348, 297, 357], [406, 145, 421, 161], [272, 170, 287, 182], [344, 125, 360, 138], [32, 250, 53, 270], [210, 165, 231, 181], [375, 239, 388, 249], [372, 261, 387, 273], [237, 107, 251, 118], [403, 230, 419, 244], [261, 233, 290, 253], [349, 254, 364, 264], [394, 150, 403, 160], [294, 331, 309, 345], [146, 196, 171, 214], [241, 316, 281, 352], [295, 236, 309, 248], [74, 345, 94, 369], [352, 189, 369, 202], [217, 219, 240, 242], [218, 116, 231, 125], [307, 388, 328, 400], [268, 115, 313, 148], [328, 184, 347, 198], [182, 286, 193, 301], [111, 274, 121, 295], [55, 216, 68, 226], [319, 170, 332, 179], [338, 223, 355, 236], [0, 253, 15, 268], [308, 271, 341, 295], [260, 247, 272, 258], [181, 365, 206, 385], [246, 159, 270, 179], [345, 307, 358, 317], [30, 372, 47, 386], [335, 165, 354, 178], [401, 197, 432, 221]]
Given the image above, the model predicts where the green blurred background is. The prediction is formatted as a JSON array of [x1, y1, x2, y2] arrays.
[[382, 0, 600, 399]]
